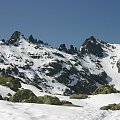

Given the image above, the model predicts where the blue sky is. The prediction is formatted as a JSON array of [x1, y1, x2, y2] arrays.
[[0, 0, 120, 47]]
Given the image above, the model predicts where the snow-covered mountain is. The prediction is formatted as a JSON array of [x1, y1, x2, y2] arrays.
[[0, 31, 120, 95]]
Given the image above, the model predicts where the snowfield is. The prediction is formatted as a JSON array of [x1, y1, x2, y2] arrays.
[[0, 93, 120, 120], [1, 84, 120, 120], [0, 101, 106, 120]]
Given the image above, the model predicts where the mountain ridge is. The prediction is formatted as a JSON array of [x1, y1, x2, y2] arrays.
[[0, 31, 119, 95]]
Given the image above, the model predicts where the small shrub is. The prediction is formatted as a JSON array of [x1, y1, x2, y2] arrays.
[[38, 95, 61, 105], [100, 103, 120, 110], [43, 95, 61, 105], [38, 95, 81, 107], [38, 96, 44, 104], [10, 89, 38, 103], [61, 100, 81, 107], [70, 94, 88, 99], [93, 85, 120, 95]]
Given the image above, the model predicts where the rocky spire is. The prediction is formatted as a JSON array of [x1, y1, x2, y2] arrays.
[[8, 31, 21, 44], [80, 36, 103, 57]]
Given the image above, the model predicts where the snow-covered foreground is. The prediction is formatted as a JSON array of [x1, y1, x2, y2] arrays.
[[0, 100, 120, 120], [0, 84, 120, 119], [21, 83, 120, 108], [1, 86, 120, 120]]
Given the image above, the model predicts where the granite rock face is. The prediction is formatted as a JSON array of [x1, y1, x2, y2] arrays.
[[80, 36, 103, 57]]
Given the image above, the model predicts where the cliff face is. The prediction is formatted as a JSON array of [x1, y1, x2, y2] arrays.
[[80, 36, 103, 57]]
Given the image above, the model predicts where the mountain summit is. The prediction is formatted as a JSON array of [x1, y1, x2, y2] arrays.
[[0, 32, 120, 95], [8, 31, 22, 44], [80, 36, 104, 57]]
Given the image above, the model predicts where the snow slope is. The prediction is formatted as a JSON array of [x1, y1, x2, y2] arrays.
[[80, 37, 120, 91], [0, 101, 110, 120], [0, 82, 119, 120], [0, 92, 120, 120], [21, 84, 120, 108], [7, 84, 120, 120], [100, 44, 120, 89], [0, 101, 105, 120], [0, 37, 73, 94]]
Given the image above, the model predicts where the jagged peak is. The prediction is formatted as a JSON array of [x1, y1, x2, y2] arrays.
[[7, 31, 48, 46], [7, 31, 24, 45], [82, 36, 98, 47], [10, 31, 21, 40], [80, 36, 104, 57]]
